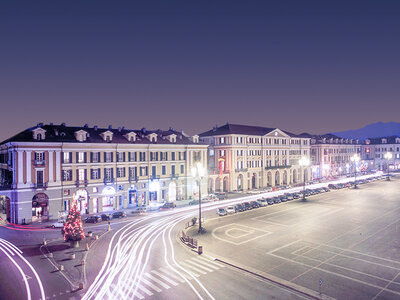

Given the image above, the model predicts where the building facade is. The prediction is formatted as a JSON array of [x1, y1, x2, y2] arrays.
[[199, 124, 311, 193], [0, 124, 207, 224], [362, 136, 400, 172], [306, 134, 362, 179]]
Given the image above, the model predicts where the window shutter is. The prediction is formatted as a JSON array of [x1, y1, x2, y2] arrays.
[[104, 152, 106, 162], [111, 153, 114, 162], [76, 169, 79, 181], [90, 152, 93, 163], [69, 152, 72, 163], [61, 152, 64, 163], [123, 152, 126, 162], [84, 152, 87, 163], [84, 169, 87, 180], [76, 152, 79, 163], [145, 166, 148, 176]]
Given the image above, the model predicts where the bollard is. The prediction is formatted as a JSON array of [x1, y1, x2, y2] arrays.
[[48, 252, 53, 258], [43, 237, 47, 246], [59, 265, 64, 271], [85, 242, 89, 251], [78, 283, 84, 290], [70, 253, 76, 260], [95, 235, 99, 240], [198, 245, 203, 255], [108, 222, 111, 231], [81, 259, 85, 265]]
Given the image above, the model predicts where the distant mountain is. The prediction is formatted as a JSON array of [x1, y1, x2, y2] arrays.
[[331, 122, 400, 140]]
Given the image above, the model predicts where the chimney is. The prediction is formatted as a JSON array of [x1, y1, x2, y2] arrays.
[[94, 125, 98, 131]]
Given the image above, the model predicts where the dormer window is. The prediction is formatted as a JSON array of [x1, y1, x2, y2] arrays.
[[167, 134, 177, 143], [396, 138, 400, 144], [32, 128, 46, 141], [147, 133, 158, 143], [100, 130, 113, 142], [192, 135, 199, 143], [382, 138, 387, 144], [74, 130, 88, 142], [124, 132, 137, 142], [366, 139, 370, 145]]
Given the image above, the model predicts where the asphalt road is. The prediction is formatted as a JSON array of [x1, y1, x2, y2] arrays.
[[189, 176, 400, 300]]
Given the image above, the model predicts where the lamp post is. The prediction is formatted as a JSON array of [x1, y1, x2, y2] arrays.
[[191, 162, 206, 233], [350, 154, 360, 188], [384, 152, 392, 181], [299, 156, 310, 201]]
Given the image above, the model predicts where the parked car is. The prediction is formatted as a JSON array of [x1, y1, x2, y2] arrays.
[[250, 201, 260, 208], [322, 187, 330, 192], [273, 197, 281, 204], [328, 184, 337, 189], [217, 208, 227, 216], [285, 193, 294, 200], [131, 207, 147, 215], [257, 198, 268, 206], [188, 200, 199, 205], [243, 202, 252, 210], [293, 193, 301, 199], [84, 215, 102, 223], [279, 195, 288, 202], [226, 206, 236, 214], [51, 220, 65, 229], [160, 202, 176, 210], [112, 211, 127, 219], [101, 213, 112, 221], [267, 198, 274, 205], [215, 192, 228, 200], [234, 203, 245, 212]]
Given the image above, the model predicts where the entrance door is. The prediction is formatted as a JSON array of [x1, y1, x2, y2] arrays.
[[37, 170, 44, 186]]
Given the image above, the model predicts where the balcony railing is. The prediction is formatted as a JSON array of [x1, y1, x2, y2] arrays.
[[151, 175, 160, 181], [34, 182, 47, 190], [208, 168, 230, 175], [265, 165, 292, 170], [235, 168, 248, 173], [33, 159, 46, 166], [75, 180, 88, 187], [104, 178, 114, 185], [129, 175, 139, 183]]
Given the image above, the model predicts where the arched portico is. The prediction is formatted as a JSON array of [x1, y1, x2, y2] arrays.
[[267, 172, 272, 187], [237, 174, 244, 191], [223, 176, 229, 192], [32, 193, 49, 222], [275, 171, 281, 186]]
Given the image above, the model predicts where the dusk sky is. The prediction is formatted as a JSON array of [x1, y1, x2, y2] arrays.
[[1, 1, 399, 141]]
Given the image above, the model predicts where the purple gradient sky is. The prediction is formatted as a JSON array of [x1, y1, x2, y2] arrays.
[[1, 1, 399, 141]]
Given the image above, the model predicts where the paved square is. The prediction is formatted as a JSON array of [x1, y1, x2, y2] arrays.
[[212, 223, 271, 245]]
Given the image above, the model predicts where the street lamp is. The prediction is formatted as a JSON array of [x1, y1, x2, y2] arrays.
[[191, 162, 206, 233], [299, 156, 310, 201], [350, 154, 360, 188], [384, 152, 393, 181]]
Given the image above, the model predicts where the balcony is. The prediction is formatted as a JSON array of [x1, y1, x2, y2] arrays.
[[265, 165, 292, 170], [208, 168, 230, 175], [235, 168, 248, 173], [33, 159, 46, 167], [75, 180, 88, 187], [104, 178, 114, 185], [171, 173, 179, 180], [129, 175, 139, 183], [33, 182, 47, 190]]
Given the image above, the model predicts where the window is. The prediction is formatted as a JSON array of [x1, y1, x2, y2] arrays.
[[78, 152, 85, 163], [129, 167, 137, 178], [106, 135, 111, 142], [35, 152, 44, 161], [152, 166, 157, 177], [171, 152, 175, 161], [139, 152, 146, 161], [220, 150, 225, 157], [63, 152, 71, 163], [62, 170, 72, 181], [91, 168, 100, 180], [220, 137, 225, 144], [171, 165, 176, 175], [117, 152, 125, 162], [78, 169, 85, 181], [91, 152, 100, 163], [105, 168, 113, 179], [139, 166, 148, 176], [162, 165, 166, 175], [105, 152, 113, 163], [129, 152, 137, 162], [117, 167, 125, 178], [180, 165, 184, 173]]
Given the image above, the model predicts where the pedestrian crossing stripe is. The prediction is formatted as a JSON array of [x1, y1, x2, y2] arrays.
[[144, 272, 171, 289], [151, 270, 179, 286], [184, 259, 214, 272]]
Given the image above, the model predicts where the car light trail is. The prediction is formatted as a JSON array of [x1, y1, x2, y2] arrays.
[[0, 238, 46, 300]]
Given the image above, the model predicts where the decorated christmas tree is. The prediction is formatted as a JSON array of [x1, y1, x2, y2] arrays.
[[63, 194, 85, 242]]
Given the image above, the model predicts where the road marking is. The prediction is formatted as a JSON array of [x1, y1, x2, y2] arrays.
[[140, 277, 162, 292], [192, 257, 220, 270], [111, 283, 145, 299], [159, 267, 187, 282], [197, 256, 226, 268], [185, 259, 214, 272], [151, 270, 179, 286], [179, 262, 206, 275], [267, 240, 301, 254], [136, 283, 153, 296], [144, 272, 171, 289]]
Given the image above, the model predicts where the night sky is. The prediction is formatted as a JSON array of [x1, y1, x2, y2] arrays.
[[1, 1, 399, 141]]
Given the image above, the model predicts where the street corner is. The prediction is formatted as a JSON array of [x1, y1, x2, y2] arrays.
[[211, 223, 271, 245]]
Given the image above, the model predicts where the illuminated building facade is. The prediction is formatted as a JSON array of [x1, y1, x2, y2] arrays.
[[306, 134, 361, 179], [0, 123, 207, 224], [199, 123, 311, 193], [362, 136, 400, 171]]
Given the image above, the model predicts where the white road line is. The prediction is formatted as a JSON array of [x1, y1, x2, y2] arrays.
[[197, 256, 225, 268], [144, 272, 171, 289], [185, 259, 214, 272], [136, 284, 153, 296], [151, 270, 179, 286], [140, 277, 162, 292], [192, 257, 220, 270], [159, 267, 187, 282], [179, 262, 207, 275], [267, 240, 301, 254]]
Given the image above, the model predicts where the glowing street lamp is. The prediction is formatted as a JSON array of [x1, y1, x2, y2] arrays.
[[384, 152, 393, 181], [299, 156, 310, 201], [350, 154, 360, 188], [191, 162, 206, 233]]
